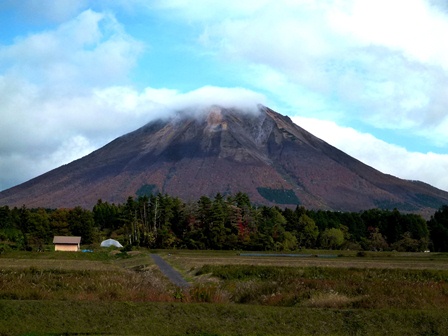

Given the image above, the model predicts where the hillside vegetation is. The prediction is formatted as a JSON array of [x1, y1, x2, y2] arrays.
[[2, 192, 448, 253]]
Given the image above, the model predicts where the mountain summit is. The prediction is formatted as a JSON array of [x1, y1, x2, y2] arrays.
[[1, 104, 448, 214]]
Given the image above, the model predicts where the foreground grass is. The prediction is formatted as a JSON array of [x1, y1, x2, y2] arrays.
[[0, 251, 176, 302], [1, 249, 448, 335], [162, 249, 448, 271], [1, 300, 448, 336], [0, 266, 174, 302], [3, 257, 448, 309], [0, 250, 114, 261], [193, 265, 448, 309]]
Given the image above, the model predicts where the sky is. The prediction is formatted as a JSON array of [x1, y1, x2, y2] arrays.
[[1, 0, 448, 192]]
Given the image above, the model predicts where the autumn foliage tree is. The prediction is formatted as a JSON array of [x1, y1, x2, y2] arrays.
[[0, 193, 440, 251]]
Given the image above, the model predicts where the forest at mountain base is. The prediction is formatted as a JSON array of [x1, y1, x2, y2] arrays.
[[2, 192, 448, 253]]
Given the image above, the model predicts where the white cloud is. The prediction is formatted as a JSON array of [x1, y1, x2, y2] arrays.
[[91, 85, 265, 121], [165, 86, 265, 114], [157, 0, 448, 147], [0, 9, 145, 190], [0, 10, 144, 90], [291, 116, 448, 191], [0, 5, 268, 190], [0, 79, 266, 191], [329, 0, 448, 69], [2, 0, 448, 196]]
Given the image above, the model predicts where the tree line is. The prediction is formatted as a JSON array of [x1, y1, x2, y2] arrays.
[[1, 192, 448, 252]]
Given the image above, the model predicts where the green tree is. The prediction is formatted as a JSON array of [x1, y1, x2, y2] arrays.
[[17, 205, 31, 249], [232, 192, 251, 208], [196, 196, 213, 248], [297, 214, 319, 248], [0, 206, 13, 230], [68, 207, 95, 244], [255, 206, 287, 250], [93, 199, 120, 231], [427, 205, 448, 252], [155, 194, 183, 248], [0, 206, 25, 248], [282, 231, 298, 251], [49, 208, 71, 236], [28, 209, 51, 248], [362, 227, 389, 251], [183, 202, 206, 249], [121, 196, 140, 246], [391, 232, 426, 252], [320, 228, 344, 249], [169, 197, 188, 244], [208, 193, 229, 249]]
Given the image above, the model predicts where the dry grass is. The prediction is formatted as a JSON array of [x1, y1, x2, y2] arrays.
[[0, 258, 118, 271], [1, 250, 448, 335], [2, 249, 448, 309], [163, 254, 448, 279], [189, 263, 448, 309], [0, 265, 176, 302], [305, 290, 361, 308], [0, 251, 178, 302]]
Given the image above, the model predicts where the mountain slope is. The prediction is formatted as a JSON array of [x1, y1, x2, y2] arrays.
[[1, 104, 447, 215]]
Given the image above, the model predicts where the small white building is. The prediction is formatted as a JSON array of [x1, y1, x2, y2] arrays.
[[53, 236, 81, 252]]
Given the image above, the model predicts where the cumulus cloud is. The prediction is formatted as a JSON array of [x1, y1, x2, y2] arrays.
[[0, 10, 143, 90], [330, 0, 448, 69], [292, 116, 448, 191], [91, 85, 265, 122], [0, 9, 144, 190], [156, 0, 448, 147], [0, 77, 266, 191], [2, 0, 448, 195], [161, 86, 265, 115], [0, 4, 265, 191]]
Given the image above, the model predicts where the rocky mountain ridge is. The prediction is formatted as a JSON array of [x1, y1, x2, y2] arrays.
[[1, 104, 447, 216]]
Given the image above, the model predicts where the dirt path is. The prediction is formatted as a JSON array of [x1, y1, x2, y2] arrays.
[[150, 254, 190, 288]]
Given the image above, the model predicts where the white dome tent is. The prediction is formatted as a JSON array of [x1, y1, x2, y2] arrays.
[[100, 239, 123, 248]]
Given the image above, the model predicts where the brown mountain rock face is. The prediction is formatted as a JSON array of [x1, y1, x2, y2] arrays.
[[1, 104, 448, 216]]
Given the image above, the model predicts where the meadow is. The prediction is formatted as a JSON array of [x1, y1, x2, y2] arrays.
[[1, 249, 448, 335]]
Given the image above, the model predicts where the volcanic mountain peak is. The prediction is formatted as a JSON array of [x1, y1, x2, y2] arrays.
[[142, 105, 276, 164], [205, 105, 227, 131], [1, 104, 448, 215]]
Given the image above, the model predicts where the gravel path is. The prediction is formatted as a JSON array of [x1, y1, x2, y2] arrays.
[[151, 254, 190, 288]]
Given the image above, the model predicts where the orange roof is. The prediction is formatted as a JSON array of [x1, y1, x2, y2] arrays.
[[53, 236, 81, 244]]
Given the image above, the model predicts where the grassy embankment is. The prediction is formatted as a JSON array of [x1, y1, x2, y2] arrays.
[[1, 249, 448, 335]]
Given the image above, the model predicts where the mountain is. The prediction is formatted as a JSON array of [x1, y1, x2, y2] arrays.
[[1, 104, 448, 215]]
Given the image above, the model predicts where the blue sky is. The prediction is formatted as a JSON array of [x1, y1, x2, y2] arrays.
[[1, 0, 448, 192]]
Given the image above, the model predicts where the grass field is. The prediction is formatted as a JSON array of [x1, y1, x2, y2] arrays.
[[1, 249, 448, 335], [162, 249, 448, 270]]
